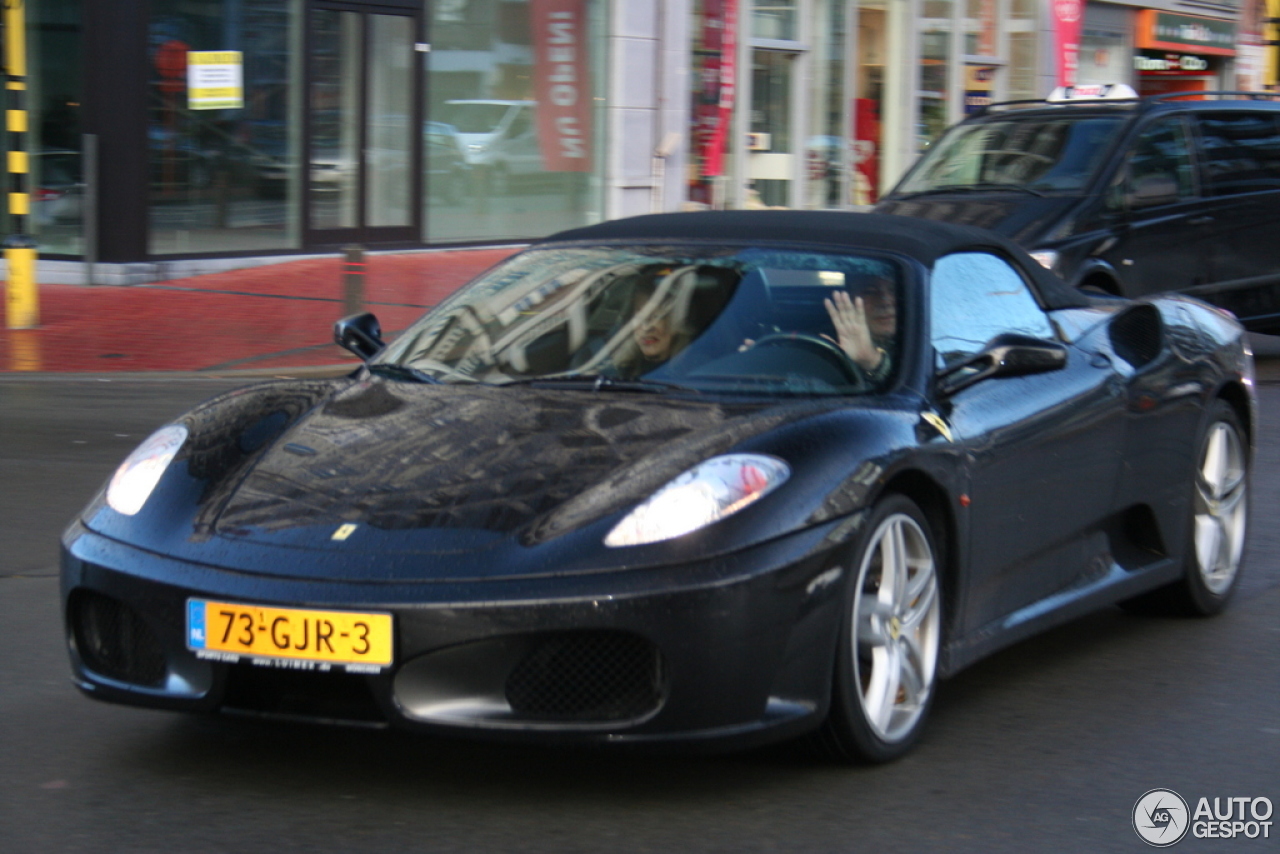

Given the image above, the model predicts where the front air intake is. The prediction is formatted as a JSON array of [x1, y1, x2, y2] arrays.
[[504, 631, 666, 722], [70, 589, 167, 687]]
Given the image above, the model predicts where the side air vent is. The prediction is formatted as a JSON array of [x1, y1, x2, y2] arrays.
[[1109, 305, 1163, 369], [69, 589, 167, 687]]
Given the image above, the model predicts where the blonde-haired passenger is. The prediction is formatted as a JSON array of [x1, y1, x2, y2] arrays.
[[607, 269, 698, 379]]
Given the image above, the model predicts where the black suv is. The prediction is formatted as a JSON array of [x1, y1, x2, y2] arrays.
[[875, 85, 1280, 330]]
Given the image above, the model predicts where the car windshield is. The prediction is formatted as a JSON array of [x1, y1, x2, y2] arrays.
[[375, 244, 905, 396], [893, 114, 1125, 194]]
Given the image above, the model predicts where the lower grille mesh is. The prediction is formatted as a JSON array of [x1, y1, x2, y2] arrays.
[[505, 631, 665, 722], [71, 590, 167, 687]]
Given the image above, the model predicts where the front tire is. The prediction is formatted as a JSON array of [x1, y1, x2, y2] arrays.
[[814, 494, 942, 763]]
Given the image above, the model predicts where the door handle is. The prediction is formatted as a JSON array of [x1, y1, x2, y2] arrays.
[[1187, 215, 1215, 225]]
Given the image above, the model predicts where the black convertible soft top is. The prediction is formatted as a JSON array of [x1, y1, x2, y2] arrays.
[[541, 210, 1091, 311]]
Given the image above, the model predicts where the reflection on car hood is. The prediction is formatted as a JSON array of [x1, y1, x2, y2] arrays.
[[205, 379, 819, 548], [875, 195, 1076, 244]]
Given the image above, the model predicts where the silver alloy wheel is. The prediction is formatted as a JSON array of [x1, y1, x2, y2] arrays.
[[1194, 420, 1247, 595], [851, 512, 941, 743]]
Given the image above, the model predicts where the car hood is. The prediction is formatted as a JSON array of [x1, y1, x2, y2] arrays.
[[875, 194, 1077, 245], [80, 376, 914, 583], [198, 379, 819, 553]]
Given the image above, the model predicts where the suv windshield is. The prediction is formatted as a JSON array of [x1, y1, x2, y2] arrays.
[[893, 114, 1126, 194], [375, 245, 904, 396]]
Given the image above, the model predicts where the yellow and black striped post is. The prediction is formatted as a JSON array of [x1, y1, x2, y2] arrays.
[[1268, 0, 1280, 91], [4, 0, 37, 329]]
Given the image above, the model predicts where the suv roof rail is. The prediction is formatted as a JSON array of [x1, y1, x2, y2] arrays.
[[973, 97, 1139, 118], [1148, 90, 1280, 102], [972, 88, 1280, 118], [974, 98, 1058, 116]]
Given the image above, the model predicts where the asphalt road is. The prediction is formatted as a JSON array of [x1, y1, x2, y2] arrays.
[[2, 373, 1278, 854]]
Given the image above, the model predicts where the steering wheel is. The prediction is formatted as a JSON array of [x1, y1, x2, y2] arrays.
[[749, 333, 868, 388]]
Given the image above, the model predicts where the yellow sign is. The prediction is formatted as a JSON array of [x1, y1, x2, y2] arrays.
[[187, 598, 394, 669], [187, 51, 243, 110]]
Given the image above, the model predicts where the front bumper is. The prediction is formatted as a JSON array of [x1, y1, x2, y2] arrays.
[[60, 515, 862, 749]]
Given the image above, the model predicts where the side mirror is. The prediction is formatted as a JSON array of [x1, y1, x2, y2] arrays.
[[1127, 173, 1179, 209], [937, 332, 1068, 396], [334, 312, 385, 361]]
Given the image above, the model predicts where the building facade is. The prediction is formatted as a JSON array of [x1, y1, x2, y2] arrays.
[[7, 0, 1253, 282]]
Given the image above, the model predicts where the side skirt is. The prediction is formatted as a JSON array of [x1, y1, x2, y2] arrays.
[[938, 555, 1181, 677]]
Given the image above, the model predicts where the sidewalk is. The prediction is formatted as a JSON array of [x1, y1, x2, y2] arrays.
[[0, 248, 518, 373]]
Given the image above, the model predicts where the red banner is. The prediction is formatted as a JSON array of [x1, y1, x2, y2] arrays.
[[530, 0, 592, 172], [1052, 0, 1083, 86], [702, 0, 738, 177], [691, 0, 724, 182]]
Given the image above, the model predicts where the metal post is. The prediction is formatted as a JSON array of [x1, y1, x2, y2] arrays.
[[83, 133, 97, 285], [4, 0, 37, 328], [342, 244, 365, 316]]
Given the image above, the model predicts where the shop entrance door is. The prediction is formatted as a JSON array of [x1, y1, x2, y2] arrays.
[[306, 4, 419, 246], [749, 49, 798, 207]]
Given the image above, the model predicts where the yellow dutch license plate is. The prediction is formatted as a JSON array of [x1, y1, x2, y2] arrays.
[[186, 598, 393, 670]]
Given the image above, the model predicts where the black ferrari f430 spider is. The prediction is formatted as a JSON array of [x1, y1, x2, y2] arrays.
[[62, 211, 1253, 762]]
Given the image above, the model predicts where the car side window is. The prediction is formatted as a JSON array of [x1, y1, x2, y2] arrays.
[[930, 252, 1055, 368], [1195, 111, 1280, 196]]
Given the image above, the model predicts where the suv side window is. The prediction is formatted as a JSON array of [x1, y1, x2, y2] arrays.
[[1107, 117, 1195, 211], [1134, 117, 1196, 198], [930, 252, 1056, 368], [1195, 111, 1280, 196]]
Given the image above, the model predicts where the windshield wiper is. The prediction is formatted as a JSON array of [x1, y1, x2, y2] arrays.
[[368, 363, 442, 384], [501, 374, 700, 394], [891, 182, 1046, 199]]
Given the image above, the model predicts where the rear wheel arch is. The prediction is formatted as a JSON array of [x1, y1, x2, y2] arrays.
[[1121, 397, 1248, 616]]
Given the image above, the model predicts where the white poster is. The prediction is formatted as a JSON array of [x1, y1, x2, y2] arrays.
[[188, 51, 243, 110]]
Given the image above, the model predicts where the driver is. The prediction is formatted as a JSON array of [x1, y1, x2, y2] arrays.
[[823, 274, 896, 383]]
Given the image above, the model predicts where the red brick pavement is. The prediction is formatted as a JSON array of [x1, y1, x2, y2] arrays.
[[0, 248, 517, 373]]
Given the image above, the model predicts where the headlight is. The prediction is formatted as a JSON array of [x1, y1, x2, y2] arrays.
[[1028, 249, 1059, 271], [106, 425, 188, 516], [604, 454, 790, 547]]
